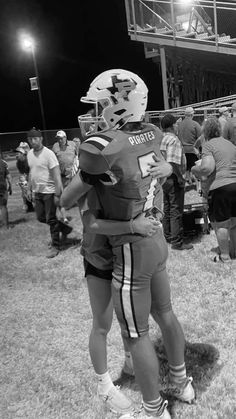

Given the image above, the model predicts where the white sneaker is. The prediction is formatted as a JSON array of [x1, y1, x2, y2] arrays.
[[120, 400, 171, 419], [98, 385, 133, 414], [167, 376, 195, 403]]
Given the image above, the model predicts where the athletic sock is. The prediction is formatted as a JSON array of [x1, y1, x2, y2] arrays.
[[169, 363, 187, 384], [143, 396, 164, 416], [97, 371, 114, 395], [124, 351, 133, 370]]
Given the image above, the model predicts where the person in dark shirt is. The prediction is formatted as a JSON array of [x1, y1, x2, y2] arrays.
[[178, 107, 202, 184], [15, 142, 34, 212]]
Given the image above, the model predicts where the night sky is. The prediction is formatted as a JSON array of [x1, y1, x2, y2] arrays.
[[0, 0, 163, 133]]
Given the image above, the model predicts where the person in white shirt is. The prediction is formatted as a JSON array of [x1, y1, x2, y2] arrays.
[[27, 128, 72, 258]]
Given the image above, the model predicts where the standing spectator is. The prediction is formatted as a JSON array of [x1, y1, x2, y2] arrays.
[[15, 142, 34, 212], [192, 117, 236, 263], [223, 102, 236, 145], [52, 130, 79, 223], [27, 128, 72, 258], [218, 106, 230, 133], [160, 114, 193, 250], [178, 106, 202, 183], [52, 130, 79, 187], [0, 157, 12, 229]]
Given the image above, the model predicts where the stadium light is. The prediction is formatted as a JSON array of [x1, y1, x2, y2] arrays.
[[19, 33, 47, 134], [180, 0, 193, 4]]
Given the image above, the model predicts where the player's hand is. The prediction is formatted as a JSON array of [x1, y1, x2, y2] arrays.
[[132, 213, 160, 237], [147, 155, 172, 178]]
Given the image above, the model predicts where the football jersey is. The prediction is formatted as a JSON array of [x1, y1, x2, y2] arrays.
[[78, 189, 113, 271], [79, 123, 164, 246]]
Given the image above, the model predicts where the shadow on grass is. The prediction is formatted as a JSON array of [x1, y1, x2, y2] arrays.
[[114, 338, 222, 409], [60, 236, 82, 251], [8, 217, 29, 227]]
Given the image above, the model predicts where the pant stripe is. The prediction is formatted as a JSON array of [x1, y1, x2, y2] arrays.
[[119, 243, 140, 338]]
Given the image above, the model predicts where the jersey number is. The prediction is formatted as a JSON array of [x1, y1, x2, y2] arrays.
[[138, 152, 158, 212]]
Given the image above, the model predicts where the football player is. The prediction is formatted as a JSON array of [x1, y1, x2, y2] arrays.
[[65, 69, 195, 418]]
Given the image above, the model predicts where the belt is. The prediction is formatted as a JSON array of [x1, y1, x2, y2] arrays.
[[145, 206, 164, 221]]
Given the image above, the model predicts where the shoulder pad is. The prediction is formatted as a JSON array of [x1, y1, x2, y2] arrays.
[[79, 136, 111, 175], [83, 133, 114, 151]]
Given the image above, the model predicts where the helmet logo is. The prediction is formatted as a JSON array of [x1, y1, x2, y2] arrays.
[[108, 76, 136, 101]]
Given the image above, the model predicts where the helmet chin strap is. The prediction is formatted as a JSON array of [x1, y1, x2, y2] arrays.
[[115, 115, 133, 131]]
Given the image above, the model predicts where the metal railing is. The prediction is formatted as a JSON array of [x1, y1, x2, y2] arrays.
[[145, 92, 236, 126], [125, 0, 236, 52]]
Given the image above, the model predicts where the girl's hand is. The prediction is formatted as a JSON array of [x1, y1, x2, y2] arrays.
[[133, 213, 160, 236]]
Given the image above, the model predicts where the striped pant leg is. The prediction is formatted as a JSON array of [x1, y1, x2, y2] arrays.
[[111, 238, 157, 339]]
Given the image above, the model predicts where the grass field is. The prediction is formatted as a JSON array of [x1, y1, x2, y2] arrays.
[[0, 160, 235, 419]]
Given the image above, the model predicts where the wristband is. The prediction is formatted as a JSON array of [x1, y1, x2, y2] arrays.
[[129, 218, 135, 234]]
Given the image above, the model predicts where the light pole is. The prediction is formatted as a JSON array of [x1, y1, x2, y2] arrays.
[[20, 34, 47, 135]]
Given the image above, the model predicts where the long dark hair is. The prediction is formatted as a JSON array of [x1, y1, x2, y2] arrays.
[[203, 117, 222, 141]]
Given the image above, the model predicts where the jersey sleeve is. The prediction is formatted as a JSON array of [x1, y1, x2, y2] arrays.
[[79, 138, 110, 175]]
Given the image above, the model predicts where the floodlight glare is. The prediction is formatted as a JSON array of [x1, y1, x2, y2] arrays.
[[20, 34, 35, 51], [182, 21, 189, 31]]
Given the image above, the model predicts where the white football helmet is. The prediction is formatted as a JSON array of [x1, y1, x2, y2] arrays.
[[78, 69, 148, 136]]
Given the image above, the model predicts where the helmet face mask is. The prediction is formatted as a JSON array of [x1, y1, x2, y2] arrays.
[[78, 69, 148, 136]]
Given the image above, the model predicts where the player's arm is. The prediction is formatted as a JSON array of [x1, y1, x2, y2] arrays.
[[84, 212, 160, 237], [61, 171, 92, 209]]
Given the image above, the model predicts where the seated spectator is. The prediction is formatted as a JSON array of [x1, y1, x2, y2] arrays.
[[223, 102, 236, 145], [15, 142, 34, 212], [218, 106, 230, 133], [178, 107, 202, 184], [160, 114, 193, 250], [192, 117, 236, 263], [0, 157, 12, 228]]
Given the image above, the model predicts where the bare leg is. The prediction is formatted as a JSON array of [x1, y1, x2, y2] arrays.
[[152, 310, 185, 366], [124, 334, 161, 402], [151, 269, 185, 366], [215, 226, 230, 260], [87, 274, 113, 374]]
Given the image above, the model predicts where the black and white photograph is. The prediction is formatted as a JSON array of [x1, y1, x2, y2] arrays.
[[1, 1, 236, 419]]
